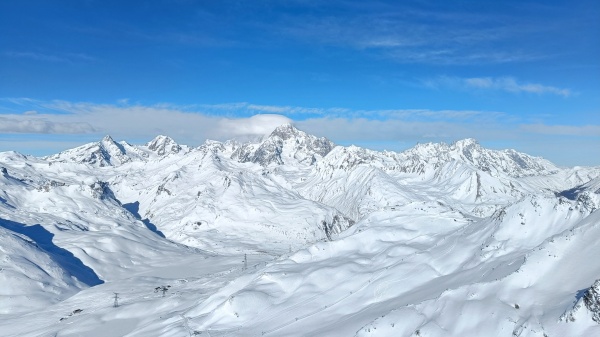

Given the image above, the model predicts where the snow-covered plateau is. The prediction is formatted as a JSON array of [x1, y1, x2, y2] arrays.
[[1, 124, 600, 336]]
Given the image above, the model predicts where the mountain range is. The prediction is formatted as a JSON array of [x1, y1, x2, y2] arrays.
[[1, 124, 599, 336]]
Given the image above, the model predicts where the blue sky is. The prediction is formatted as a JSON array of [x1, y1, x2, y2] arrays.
[[0, 0, 599, 166]]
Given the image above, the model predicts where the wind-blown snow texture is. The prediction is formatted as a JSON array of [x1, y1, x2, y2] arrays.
[[1, 124, 599, 336]]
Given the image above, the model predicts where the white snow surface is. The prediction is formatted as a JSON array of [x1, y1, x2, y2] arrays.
[[1, 124, 599, 336]]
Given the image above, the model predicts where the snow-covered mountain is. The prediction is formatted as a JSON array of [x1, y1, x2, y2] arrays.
[[231, 124, 334, 166], [1, 124, 599, 336], [45, 134, 191, 167]]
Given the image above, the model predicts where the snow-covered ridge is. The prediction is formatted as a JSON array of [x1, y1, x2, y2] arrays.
[[376, 138, 558, 177], [11, 125, 600, 229], [44, 134, 193, 167], [43, 125, 558, 176]]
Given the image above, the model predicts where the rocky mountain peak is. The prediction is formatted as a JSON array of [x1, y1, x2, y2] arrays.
[[43, 135, 132, 167], [269, 123, 302, 140], [101, 135, 115, 143], [584, 279, 600, 323], [147, 135, 181, 156], [100, 135, 126, 155], [232, 124, 335, 166]]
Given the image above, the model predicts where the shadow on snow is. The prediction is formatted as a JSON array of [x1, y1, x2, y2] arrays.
[[0, 218, 104, 286], [123, 201, 166, 238], [576, 288, 588, 302], [557, 185, 583, 201]]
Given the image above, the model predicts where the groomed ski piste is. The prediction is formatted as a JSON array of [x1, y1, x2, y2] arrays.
[[1, 124, 600, 336]]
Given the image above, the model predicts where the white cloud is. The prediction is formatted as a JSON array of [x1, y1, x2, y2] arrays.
[[4, 51, 67, 62], [198, 102, 335, 116], [0, 116, 96, 134], [0, 101, 294, 144], [0, 99, 513, 144], [198, 102, 248, 111], [519, 124, 600, 136], [246, 105, 290, 113], [426, 76, 572, 97], [218, 114, 293, 138]]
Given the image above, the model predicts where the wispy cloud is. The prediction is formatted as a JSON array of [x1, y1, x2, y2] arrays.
[[424, 76, 572, 97], [193, 102, 500, 121], [129, 30, 238, 48], [274, 2, 554, 65], [519, 124, 600, 136], [196, 102, 343, 116], [3, 51, 96, 63], [0, 116, 96, 134]]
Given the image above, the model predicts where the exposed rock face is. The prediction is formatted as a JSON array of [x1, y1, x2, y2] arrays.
[[321, 215, 355, 241], [392, 138, 558, 177], [564, 279, 600, 323], [584, 279, 600, 323], [147, 135, 182, 156], [44, 135, 189, 167], [44, 135, 130, 167], [231, 124, 334, 166], [89, 181, 117, 200]]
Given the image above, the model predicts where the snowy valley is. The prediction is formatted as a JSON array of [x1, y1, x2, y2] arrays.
[[1, 124, 600, 337]]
